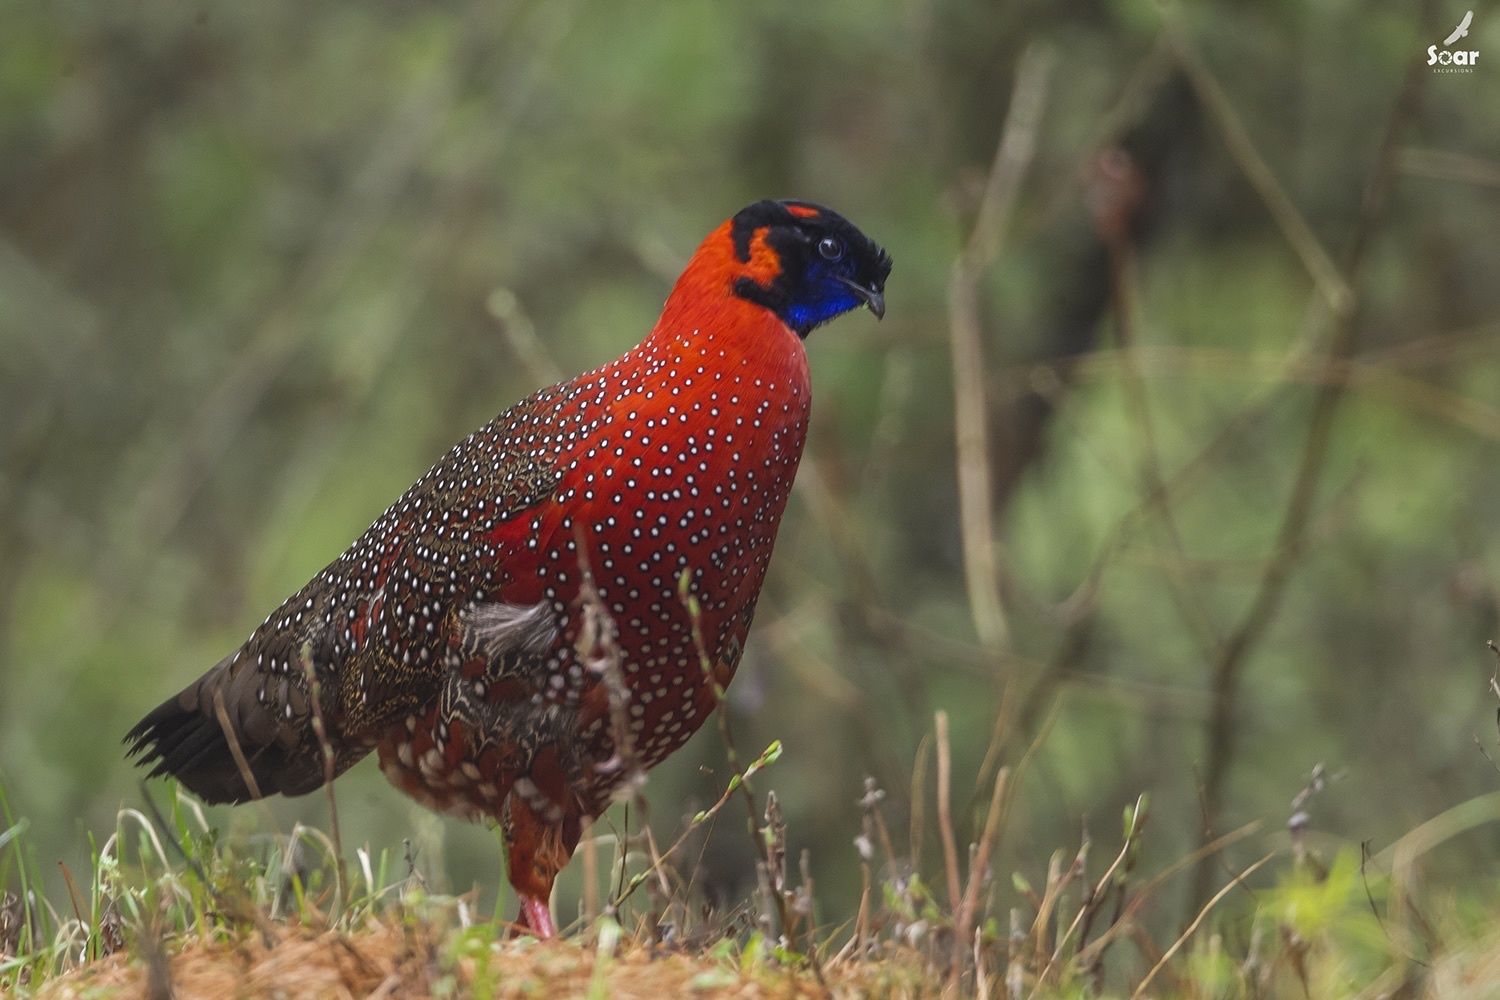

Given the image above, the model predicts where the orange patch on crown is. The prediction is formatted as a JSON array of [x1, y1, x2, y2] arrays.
[[784, 204, 820, 218]]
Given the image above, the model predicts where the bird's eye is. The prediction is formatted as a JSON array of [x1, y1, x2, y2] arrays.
[[817, 237, 844, 261]]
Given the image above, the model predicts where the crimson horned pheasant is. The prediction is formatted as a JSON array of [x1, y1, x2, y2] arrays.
[[126, 200, 891, 936]]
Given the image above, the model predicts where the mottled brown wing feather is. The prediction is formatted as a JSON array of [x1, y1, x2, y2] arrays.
[[125, 389, 564, 801]]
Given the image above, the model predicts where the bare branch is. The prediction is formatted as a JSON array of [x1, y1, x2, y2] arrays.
[[947, 45, 1054, 651]]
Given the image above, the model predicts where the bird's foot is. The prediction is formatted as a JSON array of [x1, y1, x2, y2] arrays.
[[516, 894, 557, 939]]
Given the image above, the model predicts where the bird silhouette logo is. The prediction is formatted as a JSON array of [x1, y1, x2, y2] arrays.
[[1429, 11, 1480, 70], [1443, 10, 1474, 46]]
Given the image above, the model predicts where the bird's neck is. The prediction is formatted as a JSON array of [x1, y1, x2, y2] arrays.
[[641, 226, 810, 388]]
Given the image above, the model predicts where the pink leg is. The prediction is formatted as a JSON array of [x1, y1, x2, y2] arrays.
[[503, 749, 584, 939], [517, 894, 557, 938]]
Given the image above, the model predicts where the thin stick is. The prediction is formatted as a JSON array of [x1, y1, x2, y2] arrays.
[[955, 767, 1011, 973], [57, 861, 88, 951], [935, 711, 964, 917], [1164, 15, 1350, 315], [486, 287, 562, 387], [607, 742, 779, 910], [121, 0, 565, 558], [212, 687, 263, 803], [1185, 48, 1425, 911], [640, 820, 675, 912], [1131, 852, 1273, 999], [581, 821, 598, 928], [910, 733, 930, 869], [853, 847, 872, 961], [1033, 795, 1146, 993], [975, 923, 992, 1000], [1093, 147, 1220, 662], [946, 44, 1054, 651], [299, 643, 346, 900], [1072, 821, 1261, 968], [676, 574, 826, 985], [972, 676, 1017, 803]]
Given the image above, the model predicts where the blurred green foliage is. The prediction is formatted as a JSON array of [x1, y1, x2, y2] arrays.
[[2, 0, 1499, 933]]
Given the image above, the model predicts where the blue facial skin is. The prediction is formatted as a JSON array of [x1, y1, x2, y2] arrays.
[[781, 263, 865, 334], [781, 239, 888, 337], [727, 200, 891, 337]]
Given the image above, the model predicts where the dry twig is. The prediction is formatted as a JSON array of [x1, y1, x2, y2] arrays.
[[946, 44, 1054, 652]]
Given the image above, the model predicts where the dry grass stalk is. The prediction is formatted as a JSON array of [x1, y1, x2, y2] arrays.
[[945, 44, 1053, 652]]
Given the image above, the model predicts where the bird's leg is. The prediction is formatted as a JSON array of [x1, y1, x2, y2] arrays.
[[504, 748, 584, 938], [505, 807, 583, 938], [518, 892, 558, 939], [505, 799, 559, 937]]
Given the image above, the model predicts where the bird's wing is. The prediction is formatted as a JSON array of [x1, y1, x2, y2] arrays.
[[126, 383, 571, 801], [1444, 11, 1474, 44]]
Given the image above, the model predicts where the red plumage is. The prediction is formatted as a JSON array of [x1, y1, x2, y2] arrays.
[[127, 200, 890, 936]]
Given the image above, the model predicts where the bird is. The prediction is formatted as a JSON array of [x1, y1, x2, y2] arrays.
[[1443, 10, 1474, 45], [126, 199, 891, 938]]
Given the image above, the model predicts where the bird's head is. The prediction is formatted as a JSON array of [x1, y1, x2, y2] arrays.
[[724, 200, 892, 338]]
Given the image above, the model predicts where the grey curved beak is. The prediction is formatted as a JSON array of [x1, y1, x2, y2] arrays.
[[839, 277, 886, 320]]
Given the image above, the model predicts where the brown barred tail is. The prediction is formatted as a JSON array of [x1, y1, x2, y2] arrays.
[[124, 654, 327, 804]]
